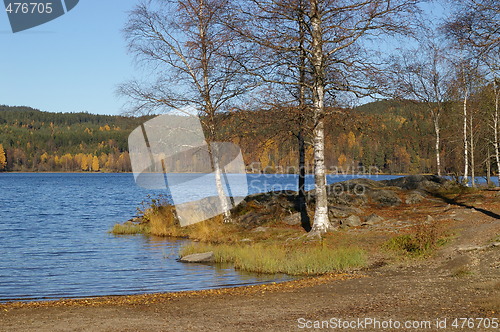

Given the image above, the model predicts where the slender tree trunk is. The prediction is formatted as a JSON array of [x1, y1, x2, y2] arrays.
[[463, 93, 469, 186], [433, 113, 442, 177], [207, 138, 232, 223], [470, 112, 475, 188], [487, 147, 492, 186], [493, 78, 500, 186], [297, 1, 310, 231], [308, 0, 330, 236], [212, 144, 232, 223], [297, 129, 310, 231]]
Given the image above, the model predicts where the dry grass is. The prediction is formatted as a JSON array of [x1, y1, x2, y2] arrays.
[[180, 242, 367, 275], [111, 203, 251, 243], [110, 222, 148, 235]]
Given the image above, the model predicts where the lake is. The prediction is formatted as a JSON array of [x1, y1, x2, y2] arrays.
[[0, 172, 456, 302]]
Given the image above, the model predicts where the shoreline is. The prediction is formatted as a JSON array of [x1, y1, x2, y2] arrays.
[[0, 273, 361, 310]]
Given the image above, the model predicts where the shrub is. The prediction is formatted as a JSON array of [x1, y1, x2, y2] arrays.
[[384, 221, 447, 257]]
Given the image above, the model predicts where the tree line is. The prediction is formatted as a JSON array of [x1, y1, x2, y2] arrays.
[[0, 105, 147, 172], [1, 98, 489, 176]]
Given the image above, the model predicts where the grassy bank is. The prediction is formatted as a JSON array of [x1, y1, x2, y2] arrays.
[[110, 199, 370, 275], [180, 242, 367, 275]]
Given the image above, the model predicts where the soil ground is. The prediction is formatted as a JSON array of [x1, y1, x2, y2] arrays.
[[1, 189, 499, 331]]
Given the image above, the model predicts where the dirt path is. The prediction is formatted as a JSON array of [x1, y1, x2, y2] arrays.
[[1, 193, 499, 332]]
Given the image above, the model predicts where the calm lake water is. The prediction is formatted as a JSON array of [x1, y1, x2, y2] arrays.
[[0, 172, 439, 302]]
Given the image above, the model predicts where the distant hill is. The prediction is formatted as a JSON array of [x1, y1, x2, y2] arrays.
[[0, 105, 151, 172], [0, 99, 474, 175]]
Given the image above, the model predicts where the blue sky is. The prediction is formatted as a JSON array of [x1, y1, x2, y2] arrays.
[[0, 0, 139, 115], [0, 1, 447, 116]]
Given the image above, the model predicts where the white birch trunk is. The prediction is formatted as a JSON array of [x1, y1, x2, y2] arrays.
[[212, 145, 232, 223], [470, 112, 475, 187], [311, 120, 330, 235], [308, 0, 330, 236], [493, 79, 500, 186], [433, 114, 442, 177], [463, 93, 469, 186]]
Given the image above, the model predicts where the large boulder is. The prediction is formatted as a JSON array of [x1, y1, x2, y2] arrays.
[[341, 215, 362, 228], [363, 214, 385, 226], [282, 213, 301, 226], [179, 252, 215, 263], [232, 191, 296, 228], [405, 192, 425, 204]]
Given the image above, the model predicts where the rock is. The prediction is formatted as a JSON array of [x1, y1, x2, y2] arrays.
[[252, 226, 268, 232], [368, 190, 402, 207], [179, 252, 215, 263], [282, 213, 301, 226], [237, 211, 266, 228], [326, 192, 367, 206], [363, 214, 384, 226], [329, 206, 364, 221], [426, 215, 434, 223], [382, 175, 448, 191], [329, 207, 350, 219], [341, 215, 362, 227], [405, 192, 425, 204]]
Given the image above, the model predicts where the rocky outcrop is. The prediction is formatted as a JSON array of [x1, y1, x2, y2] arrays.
[[367, 189, 402, 207], [230, 175, 451, 231], [232, 191, 296, 228], [382, 175, 449, 192]]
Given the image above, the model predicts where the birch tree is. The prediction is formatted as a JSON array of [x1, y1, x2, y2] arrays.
[[120, 0, 253, 222], [392, 37, 451, 177], [450, 60, 484, 185], [240, 0, 421, 236], [307, 0, 422, 236], [445, 0, 500, 183]]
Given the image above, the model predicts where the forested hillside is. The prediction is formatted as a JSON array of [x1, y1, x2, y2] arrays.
[[0, 97, 497, 176], [0, 106, 150, 172]]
